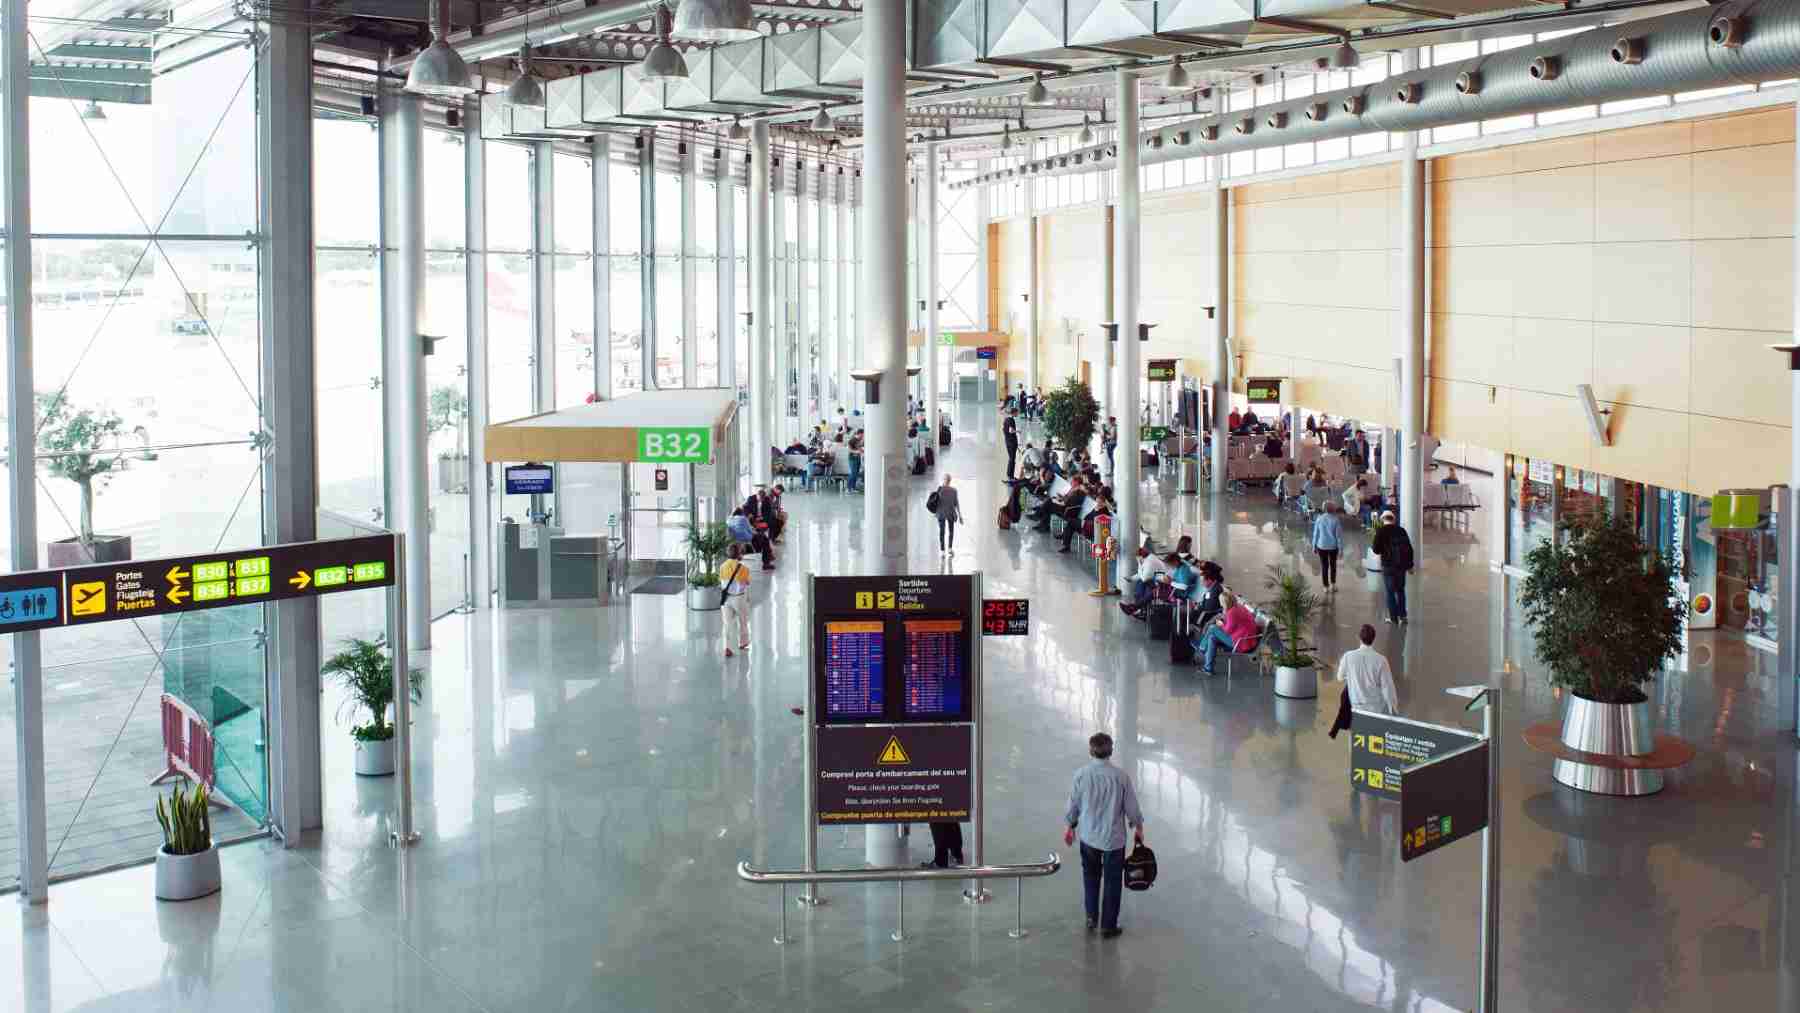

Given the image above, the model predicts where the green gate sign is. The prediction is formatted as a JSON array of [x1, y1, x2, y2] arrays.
[[638, 426, 712, 464]]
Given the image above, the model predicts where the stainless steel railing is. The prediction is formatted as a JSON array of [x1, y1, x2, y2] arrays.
[[736, 853, 1061, 944]]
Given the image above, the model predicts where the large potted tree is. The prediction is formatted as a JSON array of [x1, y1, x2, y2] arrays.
[[321, 637, 424, 776], [1042, 376, 1100, 459], [154, 781, 219, 901], [1264, 563, 1321, 699], [683, 521, 732, 612], [428, 385, 470, 494], [1518, 514, 1684, 796], [38, 391, 153, 566]]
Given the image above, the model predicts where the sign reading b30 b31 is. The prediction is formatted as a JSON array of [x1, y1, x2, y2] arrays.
[[0, 534, 397, 634]]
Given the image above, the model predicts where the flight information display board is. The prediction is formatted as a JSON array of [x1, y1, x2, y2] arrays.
[[823, 620, 886, 720], [903, 619, 966, 718], [812, 575, 976, 725]]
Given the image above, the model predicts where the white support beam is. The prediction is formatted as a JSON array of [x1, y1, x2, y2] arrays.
[[380, 90, 430, 648]]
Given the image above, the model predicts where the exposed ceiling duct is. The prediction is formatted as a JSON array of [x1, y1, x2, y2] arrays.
[[960, 0, 1800, 187], [387, 1, 665, 72]]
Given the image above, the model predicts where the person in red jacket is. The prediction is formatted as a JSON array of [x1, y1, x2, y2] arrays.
[[1199, 592, 1260, 675]]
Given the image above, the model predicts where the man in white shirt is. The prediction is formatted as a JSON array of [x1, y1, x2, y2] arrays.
[[1336, 624, 1399, 715], [1119, 548, 1171, 617]]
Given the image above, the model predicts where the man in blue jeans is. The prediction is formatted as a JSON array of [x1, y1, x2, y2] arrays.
[[1063, 732, 1146, 939]]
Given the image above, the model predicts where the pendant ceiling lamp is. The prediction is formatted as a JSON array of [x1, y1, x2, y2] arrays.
[[671, 0, 760, 42], [504, 4, 545, 107], [810, 104, 833, 133], [641, 3, 690, 81], [727, 115, 748, 140], [1000, 122, 1012, 150], [405, 0, 475, 97], [1023, 72, 1052, 106], [1164, 56, 1190, 90], [1332, 38, 1361, 69], [1078, 114, 1092, 145]]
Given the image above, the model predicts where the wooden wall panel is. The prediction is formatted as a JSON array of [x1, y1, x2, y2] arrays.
[[1690, 327, 1790, 428]]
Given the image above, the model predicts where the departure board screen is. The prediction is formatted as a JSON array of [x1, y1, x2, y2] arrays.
[[823, 620, 886, 719], [903, 619, 967, 718]]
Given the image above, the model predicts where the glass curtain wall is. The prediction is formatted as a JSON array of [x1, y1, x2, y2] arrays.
[[487, 142, 534, 532], [553, 150, 595, 405], [24, 36, 269, 880], [424, 128, 471, 617], [654, 148, 682, 389], [609, 155, 642, 394], [695, 154, 719, 388]]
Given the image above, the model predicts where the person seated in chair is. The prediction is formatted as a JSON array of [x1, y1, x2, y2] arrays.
[[803, 445, 835, 491], [1065, 489, 1112, 554], [1198, 591, 1261, 675], [728, 507, 776, 570], [1189, 564, 1225, 630]]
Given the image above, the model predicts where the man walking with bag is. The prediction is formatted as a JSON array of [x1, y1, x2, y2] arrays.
[[1370, 510, 1415, 624], [927, 473, 963, 556], [1063, 732, 1146, 939]]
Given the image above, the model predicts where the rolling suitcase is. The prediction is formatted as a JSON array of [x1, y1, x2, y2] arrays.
[[1146, 601, 1173, 641], [1169, 602, 1194, 664]]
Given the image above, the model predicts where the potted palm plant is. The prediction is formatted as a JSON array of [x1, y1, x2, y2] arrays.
[[683, 521, 732, 612], [1264, 563, 1321, 699], [1519, 514, 1684, 796], [1042, 377, 1100, 459], [321, 637, 424, 776], [154, 781, 220, 901], [37, 391, 155, 565]]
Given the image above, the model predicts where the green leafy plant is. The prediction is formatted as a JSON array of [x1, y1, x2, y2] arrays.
[[1518, 514, 1684, 705], [1263, 563, 1320, 669], [683, 521, 733, 588], [36, 391, 153, 547], [427, 385, 470, 457], [155, 781, 213, 856], [321, 637, 424, 742], [1042, 376, 1100, 455]]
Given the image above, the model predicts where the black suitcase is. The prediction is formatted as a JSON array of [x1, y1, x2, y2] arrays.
[[1146, 602, 1173, 641], [939, 426, 951, 447], [925, 446, 936, 467], [1169, 604, 1194, 663], [911, 456, 927, 476]]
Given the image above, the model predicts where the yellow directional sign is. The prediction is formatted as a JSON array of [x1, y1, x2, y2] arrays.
[[167, 584, 190, 605], [289, 570, 311, 591], [854, 591, 873, 609], [70, 581, 106, 617], [876, 591, 896, 609], [166, 565, 189, 584]]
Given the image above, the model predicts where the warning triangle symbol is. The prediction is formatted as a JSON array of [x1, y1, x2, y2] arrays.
[[877, 736, 910, 765]]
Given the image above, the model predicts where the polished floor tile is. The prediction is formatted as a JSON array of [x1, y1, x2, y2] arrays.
[[9, 402, 1799, 1012]]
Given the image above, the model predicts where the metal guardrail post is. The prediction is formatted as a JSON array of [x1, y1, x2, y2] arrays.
[[1008, 877, 1028, 939], [892, 880, 906, 942], [389, 533, 420, 847], [739, 854, 1060, 946], [775, 884, 791, 945]]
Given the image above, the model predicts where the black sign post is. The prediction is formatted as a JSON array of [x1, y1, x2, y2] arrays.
[[805, 573, 986, 903], [1348, 711, 1479, 799], [1400, 741, 1489, 861]]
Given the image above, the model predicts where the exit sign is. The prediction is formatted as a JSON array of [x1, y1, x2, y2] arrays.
[[637, 426, 712, 464]]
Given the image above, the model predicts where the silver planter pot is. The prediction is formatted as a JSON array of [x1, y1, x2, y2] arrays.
[[1273, 665, 1317, 699], [1553, 694, 1663, 796], [687, 585, 722, 611], [155, 845, 221, 902], [354, 736, 396, 777]]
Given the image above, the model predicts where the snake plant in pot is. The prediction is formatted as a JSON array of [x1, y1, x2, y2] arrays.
[[154, 781, 219, 901], [322, 637, 425, 776], [1518, 514, 1684, 795], [1265, 563, 1321, 699]]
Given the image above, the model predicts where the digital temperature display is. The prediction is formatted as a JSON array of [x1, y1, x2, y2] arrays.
[[980, 598, 1029, 637]]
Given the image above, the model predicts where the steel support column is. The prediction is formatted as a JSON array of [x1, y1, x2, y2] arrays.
[[773, 164, 788, 443], [1399, 50, 1427, 544], [751, 122, 773, 485], [1788, 98, 1800, 744], [259, 18, 321, 847], [864, 0, 908, 577], [818, 171, 834, 418], [925, 144, 941, 441], [592, 135, 611, 401], [795, 160, 810, 429], [533, 141, 555, 411], [1023, 155, 1037, 391], [7, 0, 47, 900], [1210, 160, 1229, 496], [380, 90, 430, 648], [467, 99, 493, 605], [1113, 68, 1142, 578], [640, 131, 657, 390]]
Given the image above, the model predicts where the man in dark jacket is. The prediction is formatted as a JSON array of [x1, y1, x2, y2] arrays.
[[1370, 511, 1414, 624], [1003, 411, 1020, 478]]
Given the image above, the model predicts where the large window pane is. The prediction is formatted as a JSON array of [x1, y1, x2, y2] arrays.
[[696, 259, 719, 388], [655, 166, 681, 255], [425, 128, 466, 249], [610, 162, 640, 253], [555, 256, 596, 403], [425, 252, 470, 617], [611, 257, 643, 394], [555, 153, 594, 254], [316, 119, 380, 245], [655, 258, 682, 388], [486, 141, 531, 252]]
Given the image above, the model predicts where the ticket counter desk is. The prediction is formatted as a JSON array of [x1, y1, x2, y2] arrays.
[[497, 521, 619, 608]]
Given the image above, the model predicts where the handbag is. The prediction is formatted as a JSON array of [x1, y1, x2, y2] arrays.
[[1124, 843, 1157, 891]]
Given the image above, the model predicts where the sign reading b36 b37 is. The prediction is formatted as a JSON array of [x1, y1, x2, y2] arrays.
[[636, 426, 711, 464]]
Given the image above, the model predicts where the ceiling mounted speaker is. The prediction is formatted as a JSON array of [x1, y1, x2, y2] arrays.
[[1175, 130, 1191, 145], [1332, 39, 1360, 70], [671, 0, 760, 42], [1198, 124, 1218, 141], [1529, 55, 1561, 81], [1709, 15, 1745, 47], [1342, 94, 1365, 115], [1234, 117, 1253, 135], [1304, 102, 1327, 122], [1611, 37, 1645, 64], [1394, 81, 1421, 104], [1148, 133, 1163, 149], [1265, 111, 1287, 129], [1455, 70, 1482, 95]]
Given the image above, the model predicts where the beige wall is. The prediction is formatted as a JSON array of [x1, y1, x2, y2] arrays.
[[1428, 107, 1795, 493], [1002, 103, 1796, 496]]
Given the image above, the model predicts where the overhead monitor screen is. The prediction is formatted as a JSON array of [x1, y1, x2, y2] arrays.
[[902, 618, 967, 718], [823, 620, 886, 719]]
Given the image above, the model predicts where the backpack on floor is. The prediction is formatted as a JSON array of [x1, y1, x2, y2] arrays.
[[1124, 844, 1158, 891]]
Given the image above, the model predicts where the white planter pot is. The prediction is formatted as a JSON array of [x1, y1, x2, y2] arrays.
[[1273, 665, 1317, 699], [354, 736, 396, 777], [155, 845, 221, 902], [687, 585, 722, 611], [1552, 694, 1663, 796]]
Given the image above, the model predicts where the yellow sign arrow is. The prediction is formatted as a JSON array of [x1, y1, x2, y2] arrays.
[[166, 565, 189, 584], [289, 570, 311, 591], [1352, 768, 1366, 783], [167, 585, 190, 605]]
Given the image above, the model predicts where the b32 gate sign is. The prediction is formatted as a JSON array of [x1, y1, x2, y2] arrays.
[[0, 534, 397, 634]]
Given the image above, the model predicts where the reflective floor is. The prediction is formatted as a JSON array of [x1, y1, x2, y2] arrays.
[[8, 402, 1799, 1012]]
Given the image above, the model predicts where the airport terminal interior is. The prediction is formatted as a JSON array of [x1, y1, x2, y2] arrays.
[[3, 0, 1800, 1010]]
